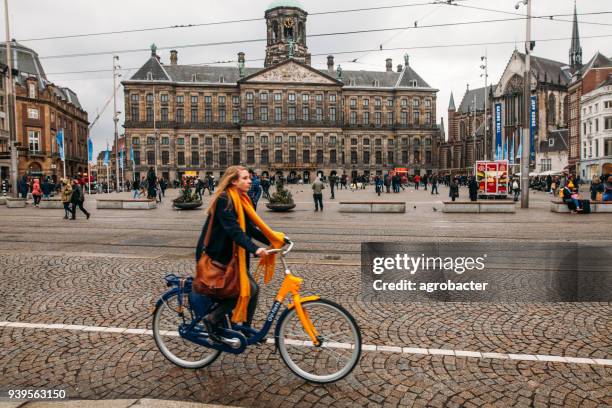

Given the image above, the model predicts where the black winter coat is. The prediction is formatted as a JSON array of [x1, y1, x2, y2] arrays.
[[195, 192, 270, 267]]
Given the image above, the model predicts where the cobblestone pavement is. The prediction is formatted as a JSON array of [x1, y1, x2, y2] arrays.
[[0, 185, 610, 407]]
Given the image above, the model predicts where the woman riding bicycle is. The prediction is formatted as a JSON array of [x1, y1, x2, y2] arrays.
[[195, 166, 285, 336]]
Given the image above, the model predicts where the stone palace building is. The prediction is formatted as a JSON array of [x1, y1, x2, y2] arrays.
[[122, 0, 441, 183]]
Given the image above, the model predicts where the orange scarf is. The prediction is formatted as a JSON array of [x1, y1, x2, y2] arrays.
[[227, 187, 285, 323]]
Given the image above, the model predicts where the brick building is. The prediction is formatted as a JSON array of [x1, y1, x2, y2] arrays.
[[0, 41, 89, 182], [122, 1, 441, 183]]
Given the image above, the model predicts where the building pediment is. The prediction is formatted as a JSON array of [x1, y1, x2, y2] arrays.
[[239, 59, 341, 85]]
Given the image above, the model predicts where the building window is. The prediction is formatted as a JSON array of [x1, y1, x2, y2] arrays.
[[190, 109, 198, 123], [330, 149, 337, 163], [302, 107, 309, 121], [27, 107, 39, 119], [205, 109, 212, 123], [350, 98, 357, 109], [161, 137, 169, 145], [413, 111, 420, 125], [329, 107, 336, 122], [218, 95, 226, 105], [176, 108, 184, 123], [604, 138, 612, 156], [387, 112, 393, 125], [375, 98, 382, 109], [190, 95, 198, 105], [388, 151, 394, 164], [247, 106, 254, 121], [191, 136, 199, 145], [350, 150, 357, 164], [425, 150, 432, 164], [375, 138, 382, 146], [191, 151, 200, 166], [28, 83, 36, 99], [247, 92, 255, 102], [232, 95, 240, 105], [288, 93, 296, 103], [350, 111, 357, 125], [28, 130, 40, 151], [246, 135, 254, 144], [261, 135, 268, 144], [330, 135, 336, 145], [233, 109, 240, 123], [363, 112, 370, 125], [275, 135, 283, 144], [605, 117, 612, 130], [302, 93, 309, 103], [303, 149, 310, 163], [205, 151, 213, 166], [375, 150, 382, 164], [219, 151, 227, 166], [288, 106, 296, 122], [375, 112, 381, 126], [247, 149, 255, 164], [132, 137, 140, 145], [261, 149, 269, 164], [363, 151, 370, 164], [363, 98, 369, 108], [402, 150, 408, 163], [425, 112, 431, 125], [133, 150, 141, 165], [274, 93, 282, 103], [147, 150, 155, 165], [274, 149, 282, 162], [272, 107, 281, 122], [232, 151, 240, 165], [147, 137, 155, 145], [316, 135, 323, 144], [176, 95, 184, 104], [147, 107, 154, 122], [425, 99, 431, 108], [329, 94, 336, 103], [289, 135, 296, 144], [400, 111, 407, 125], [205, 137, 212, 146], [131, 106, 139, 122], [316, 149, 324, 164], [260, 92, 268, 102], [160, 94, 169, 103], [219, 109, 226, 123], [316, 107, 323, 122], [161, 108, 168, 122], [363, 138, 370, 145], [413, 98, 420, 108], [289, 149, 296, 163], [315, 94, 323, 103]]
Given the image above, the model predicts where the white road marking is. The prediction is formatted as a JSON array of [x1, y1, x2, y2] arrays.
[[1, 320, 609, 366]]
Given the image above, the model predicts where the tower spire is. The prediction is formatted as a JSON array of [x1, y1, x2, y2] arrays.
[[569, 1, 582, 72], [448, 92, 456, 111]]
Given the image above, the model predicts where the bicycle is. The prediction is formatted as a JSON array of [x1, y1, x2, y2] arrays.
[[151, 239, 362, 383]]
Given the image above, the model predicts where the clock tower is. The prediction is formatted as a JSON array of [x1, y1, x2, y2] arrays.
[[264, 1, 311, 67]]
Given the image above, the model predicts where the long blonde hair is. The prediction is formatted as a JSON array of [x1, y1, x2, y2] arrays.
[[206, 165, 248, 215]]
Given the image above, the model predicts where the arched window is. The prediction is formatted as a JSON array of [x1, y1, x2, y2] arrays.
[[548, 93, 556, 124], [298, 22, 305, 43], [459, 121, 467, 139], [272, 21, 279, 42]]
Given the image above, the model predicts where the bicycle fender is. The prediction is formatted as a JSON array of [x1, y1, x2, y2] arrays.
[[273, 296, 321, 353], [151, 288, 180, 314]]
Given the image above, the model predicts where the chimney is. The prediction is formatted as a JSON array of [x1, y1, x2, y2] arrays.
[[397, 64, 403, 72], [238, 52, 245, 65], [170, 50, 178, 66], [327, 55, 334, 72], [386, 58, 393, 72]]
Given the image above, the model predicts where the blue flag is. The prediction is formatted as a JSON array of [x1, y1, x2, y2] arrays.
[[56, 129, 65, 161], [119, 149, 124, 170], [103, 144, 110, 167], [87, 138, 93, 162], [130, 145, 134, 164]]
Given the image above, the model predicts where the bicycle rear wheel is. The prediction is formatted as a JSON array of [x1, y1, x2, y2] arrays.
[[152, 292, 221, 369], [276, 299, 361, 383]]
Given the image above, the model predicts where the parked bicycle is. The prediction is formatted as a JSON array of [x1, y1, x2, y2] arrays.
[[151, 239, 362, 383]]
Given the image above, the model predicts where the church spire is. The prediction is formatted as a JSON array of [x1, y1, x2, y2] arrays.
[[448, 92, 456, 111], [569, 1, 582, 72]]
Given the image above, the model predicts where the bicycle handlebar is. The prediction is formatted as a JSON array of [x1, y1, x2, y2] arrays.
[[267, 237, 293, 256]]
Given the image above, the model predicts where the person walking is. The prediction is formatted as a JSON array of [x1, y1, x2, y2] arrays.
[[60, 179, 73, 219], [414, 174, 421, 190], [375, 175, 383, 196], [423, 174, 429, 191], [449, 178, 459, 202], [41, 177, 53, 200], [247, 170, 263, 210], [195, 165, 285, 337], [18, 175, 28, 199], [261, 176, 271, 199], [512, 179, 520, 202], [468, 176, 479, 202], [431, 175, 439, 195], [132, 178, 141, 199], [31, 179, 42, 207], [329, 174, 336, 199], [146, 167, 157, 199], [312, 176, 325, 212], [70, 177, 90, 220]]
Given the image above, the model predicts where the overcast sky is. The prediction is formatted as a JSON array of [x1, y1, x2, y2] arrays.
[[4, 0, 611, 157]]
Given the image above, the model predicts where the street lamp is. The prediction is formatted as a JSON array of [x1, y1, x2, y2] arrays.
[[112, 55, 121, 192], [516, 0, 531, 208], [480, 53, 489, 160]]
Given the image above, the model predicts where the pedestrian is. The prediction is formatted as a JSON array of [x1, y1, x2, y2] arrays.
[[512, 179, 520, 202], [329, 174, 336, 199], [156, 179, 163, 203], [312, 176, 325, 212], [18, 175, 28, 199], [449, 178, 459, 202], [132, 178, 141, 199], [160, 178, 167, 197], [247, 169, 262, 210], [196, 178, 205, 200], [603, 176, 612, 202], [590, 176, 604, 201], [146, 167, 157, 199], [70, 177, 90, 220], [423, 174, 428, 191], [375, 175, 383, 196], [384, 174, 391, 193], [32, 178, 42, 207], [431, 175, 439, 195], [468, 176, 479, 202], [60, 179, 73, 219], [194, 165, 285, 338], [261, 176, 271, 199], [41, 177, 53, 199], [414, 174, 420, 190]]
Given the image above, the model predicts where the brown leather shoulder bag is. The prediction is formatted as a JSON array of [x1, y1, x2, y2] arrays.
[[193, 206, 240, 299]]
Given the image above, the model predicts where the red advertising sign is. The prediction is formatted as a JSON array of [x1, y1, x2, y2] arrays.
[[475, 160, 509, 196]]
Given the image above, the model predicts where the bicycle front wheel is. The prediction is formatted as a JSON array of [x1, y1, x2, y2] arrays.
[[276, 299, 361, 383], [152, 292, 221, 369]]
